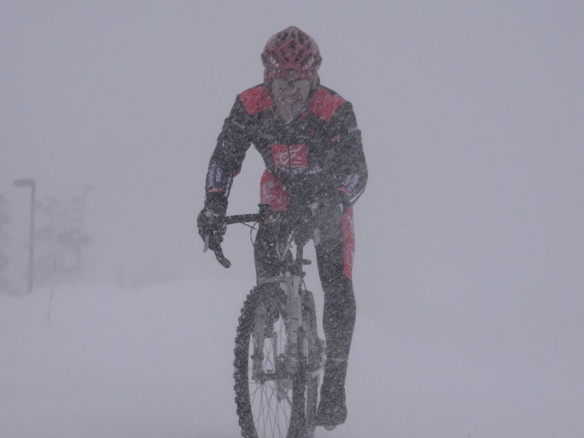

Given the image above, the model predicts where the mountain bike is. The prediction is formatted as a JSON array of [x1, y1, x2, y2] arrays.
[[206, 203, 326, 438]]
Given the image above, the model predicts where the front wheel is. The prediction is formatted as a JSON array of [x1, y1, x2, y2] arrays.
[[233, 284, 321, 438]]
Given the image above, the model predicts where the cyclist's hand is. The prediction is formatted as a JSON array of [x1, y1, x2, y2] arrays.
[[310, 190, 348, 244], [197, 193, 227, 251], [313, 190, 347, 220]]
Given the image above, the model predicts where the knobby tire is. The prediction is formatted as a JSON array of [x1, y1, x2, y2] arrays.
[[233, 285, 321, 438]]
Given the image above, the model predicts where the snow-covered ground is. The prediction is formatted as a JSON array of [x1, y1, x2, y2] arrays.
[[0, 280, 244, 438], [2, 278, 581, 438]]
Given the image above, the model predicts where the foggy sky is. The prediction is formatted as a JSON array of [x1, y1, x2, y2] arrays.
[[1, 2, 583, 434]]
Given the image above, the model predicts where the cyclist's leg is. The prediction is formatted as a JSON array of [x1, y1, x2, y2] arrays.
[[314, 208, 357, 426], [255, 170, 291, 282], [254, 218, 290, 282], [316, 208, 356, 364]]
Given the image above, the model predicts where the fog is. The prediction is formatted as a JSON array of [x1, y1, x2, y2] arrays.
[[1, 1, 583, 437]]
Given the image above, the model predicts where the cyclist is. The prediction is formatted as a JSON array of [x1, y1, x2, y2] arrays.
[[198, 26, 368, 428]]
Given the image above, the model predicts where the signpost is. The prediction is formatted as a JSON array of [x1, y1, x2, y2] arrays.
[[13, 178, 36, 293]]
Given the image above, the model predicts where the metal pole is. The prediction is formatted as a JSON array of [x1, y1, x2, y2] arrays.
[[28, 181, 36, 293], [14, 178, 36, 294]]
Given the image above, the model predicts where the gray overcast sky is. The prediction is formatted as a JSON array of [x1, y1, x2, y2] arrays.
[[1, 0, 583, 402]]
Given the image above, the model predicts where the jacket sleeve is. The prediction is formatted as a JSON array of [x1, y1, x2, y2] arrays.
[[328, 102, 368, 205], [204, 96, 252, 199]]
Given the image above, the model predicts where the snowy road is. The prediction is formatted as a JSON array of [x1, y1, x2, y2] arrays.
[[2, 280, 581, 438]]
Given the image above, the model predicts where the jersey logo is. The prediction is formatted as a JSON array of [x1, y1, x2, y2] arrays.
[[270, 144, 308, 169]]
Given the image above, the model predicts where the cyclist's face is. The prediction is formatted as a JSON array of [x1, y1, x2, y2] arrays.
[[271, 76, 311, 123]]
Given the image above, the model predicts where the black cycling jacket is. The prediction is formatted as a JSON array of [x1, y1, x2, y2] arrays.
[[204, 84, 367, 208]]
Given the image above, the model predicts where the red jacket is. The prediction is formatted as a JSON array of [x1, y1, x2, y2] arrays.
[[205, 84, 367, 211]]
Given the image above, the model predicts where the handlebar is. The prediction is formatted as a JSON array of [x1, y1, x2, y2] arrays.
[[204, 202, 324, 269], [225, 214, 261, 225], [204, 214, 261, 268], [204, 205, 268, 269]]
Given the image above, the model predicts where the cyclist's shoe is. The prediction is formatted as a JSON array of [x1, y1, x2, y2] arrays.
[[316, 360, 348, 428], [316, 382, 346, 428]]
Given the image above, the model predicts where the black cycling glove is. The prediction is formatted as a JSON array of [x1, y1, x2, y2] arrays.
[[197, 192, 228, 251]]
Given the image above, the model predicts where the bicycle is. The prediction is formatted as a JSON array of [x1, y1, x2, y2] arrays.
[[205, 203, 326, 438]]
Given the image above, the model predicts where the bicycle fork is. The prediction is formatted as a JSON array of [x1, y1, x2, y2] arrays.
[[282, 273, 304, 374], [250, 274, 304, 396]]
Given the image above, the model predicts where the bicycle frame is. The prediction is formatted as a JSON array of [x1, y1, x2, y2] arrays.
[[209, 204, 324, 438], [219, 206, 316, 377]]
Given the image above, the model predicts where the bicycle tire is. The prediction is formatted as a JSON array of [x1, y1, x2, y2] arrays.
[[234, 284, 320, 438], [299, 289, 323, 438]]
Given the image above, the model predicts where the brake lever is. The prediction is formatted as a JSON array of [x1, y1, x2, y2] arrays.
[[204, 235, 231, 268], [213, 245, 232, 268]]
